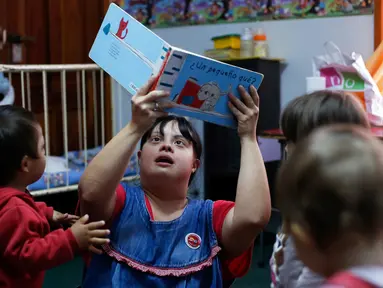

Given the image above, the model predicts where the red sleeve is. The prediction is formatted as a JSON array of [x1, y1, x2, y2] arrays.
[[75, 183, 126, 220], [34, 201, 54, 220], [78, 183, 127, 267], [213, 200, 253, 280], [111, 184, 127, 220], [0, 206, 79, 274]]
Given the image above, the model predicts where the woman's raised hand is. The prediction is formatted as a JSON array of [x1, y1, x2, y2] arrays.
[[130, 76, 171, 134], [228, 85, 260, 140]]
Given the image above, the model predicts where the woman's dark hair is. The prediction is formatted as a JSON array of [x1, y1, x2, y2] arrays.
[[0, 105, 39, 186], [281, 90, 370, 143], [140, 115, 202, 184]]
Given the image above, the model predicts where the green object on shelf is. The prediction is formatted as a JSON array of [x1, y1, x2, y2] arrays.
[[211, 34, 241, 41]]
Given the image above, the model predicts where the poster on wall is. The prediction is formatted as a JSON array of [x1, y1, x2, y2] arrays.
[[110, 0, 374, 28]]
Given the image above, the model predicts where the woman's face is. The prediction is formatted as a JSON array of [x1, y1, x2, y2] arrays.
[[138, 121, 199, 185]]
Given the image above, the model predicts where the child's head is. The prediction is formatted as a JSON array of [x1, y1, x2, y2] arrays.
[[280, 90, 369, 155], [139, 115, 201, 191], [0, 105, 45, 188], [277, 125, 383, 277]]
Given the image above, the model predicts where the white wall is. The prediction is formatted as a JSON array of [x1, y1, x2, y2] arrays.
[[154, 15, 374, 107], [113, 15, 374, 198]]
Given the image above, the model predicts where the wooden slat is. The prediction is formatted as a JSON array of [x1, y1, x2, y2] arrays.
[[0, 0, 8, 63]]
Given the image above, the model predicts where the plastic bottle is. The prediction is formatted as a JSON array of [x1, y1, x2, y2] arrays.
[[240, 28, 253, 58], [253, 28, 269, 58]]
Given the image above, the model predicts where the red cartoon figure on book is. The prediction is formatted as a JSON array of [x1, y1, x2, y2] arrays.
[[116, 17, 129, 39], [174, 78, 232, 112]]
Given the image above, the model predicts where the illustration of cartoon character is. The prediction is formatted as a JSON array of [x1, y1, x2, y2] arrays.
[[341, 0, 354, 12], [272, 0, 291, 18], [243, 0, 258, 18], [207, 1, 225, 22], [255, 0, 274, 15], [188, 0, 220, 24], [199, 82, 232, 111], [187, 3, 206, 24], [328, 0, 343, 12], [173, 78, 232, 112], [309, 0, 326, 15], [116, 17, 129, 39], [151, 0, 187, 27], [229, 0, 256, 21], [225, 0, 234, 21], [174, 1, 186, 21], [122, 0, 149, 24], [135, 8, 146, 22], [296, 0, 309, 9]]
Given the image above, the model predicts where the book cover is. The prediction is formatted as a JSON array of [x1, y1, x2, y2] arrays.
[[89, 3, 171, 95], [89, 3, 264, 128], [156, 48, 264, 128]]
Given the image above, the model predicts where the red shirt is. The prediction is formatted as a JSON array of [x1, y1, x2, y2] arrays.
[[112, 184, 253, 280], [0, 187, 79, 288], [324, 271, 379, 288]]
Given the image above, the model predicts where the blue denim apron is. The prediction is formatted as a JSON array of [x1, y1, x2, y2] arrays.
[[83, 185, 223, 287]]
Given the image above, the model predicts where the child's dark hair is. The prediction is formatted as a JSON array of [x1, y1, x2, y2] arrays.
[[0, 105, 40, 186], [281, 90, 370, 143], [140, 115, 202, 184], [277, 125, 383, 251]]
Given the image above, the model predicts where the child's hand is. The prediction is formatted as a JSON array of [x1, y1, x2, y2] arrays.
[[70, 214, 110, 254], [228, 85, 259, 139], [274, 233, 288, 267], [52, 210, 79, 226]]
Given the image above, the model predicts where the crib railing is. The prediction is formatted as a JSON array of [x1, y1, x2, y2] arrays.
[[0, 64, 138, 196]]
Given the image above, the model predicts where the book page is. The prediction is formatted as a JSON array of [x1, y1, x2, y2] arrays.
[[161, 49, 264, 128], [155, 50, 188, 93], [89, 3, 171, 95]]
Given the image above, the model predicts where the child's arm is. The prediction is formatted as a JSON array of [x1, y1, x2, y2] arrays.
[[1, 207, 108, 274], [78, 77, 169, 222], [34, 201, 79, 226], [1, 206, 78, 274], [34, 201, 54, 219], [221, 86, 271, 258]]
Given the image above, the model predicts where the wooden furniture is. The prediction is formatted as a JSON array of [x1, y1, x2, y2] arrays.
[[204, 57, 284, 202], [0, 0, 113, 156]]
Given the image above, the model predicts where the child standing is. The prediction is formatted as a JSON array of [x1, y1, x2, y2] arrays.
[[78, 76, 271, 287], [0, 105, 110, 288], [277, 125, 383, 287], [270, 90, 370, 288]]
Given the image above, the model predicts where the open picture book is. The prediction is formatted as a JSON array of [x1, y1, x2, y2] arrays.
[[89, 3, 264, 128]]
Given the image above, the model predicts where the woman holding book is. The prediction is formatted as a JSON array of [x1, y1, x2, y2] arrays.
[[77, 76, 271, 287]]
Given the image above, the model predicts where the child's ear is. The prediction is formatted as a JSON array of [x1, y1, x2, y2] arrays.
[[20, 155, 30, 173], [192, 159, 200, 173], [290, 222, 314, 248]]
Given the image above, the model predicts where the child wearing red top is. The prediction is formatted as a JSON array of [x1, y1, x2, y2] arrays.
[[0, 105, 110, 288]]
